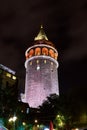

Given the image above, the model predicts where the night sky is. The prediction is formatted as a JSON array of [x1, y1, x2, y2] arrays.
[[0, 0, 87, 102]]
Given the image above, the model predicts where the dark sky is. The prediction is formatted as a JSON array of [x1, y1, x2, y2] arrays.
[[0, 0, 87, 101]]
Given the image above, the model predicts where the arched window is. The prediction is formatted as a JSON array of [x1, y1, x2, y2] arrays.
[[35, 48, 41, 55], [29, 49, 34, 58], [25, 53, 29, 60], [42, 47, 48, 55], [54, 53, 58, 60], [49, 49, 54, 58]]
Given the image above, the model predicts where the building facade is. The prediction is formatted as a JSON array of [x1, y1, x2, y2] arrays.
[[0, 64, 18, 116], [22, 26, 59, 108]]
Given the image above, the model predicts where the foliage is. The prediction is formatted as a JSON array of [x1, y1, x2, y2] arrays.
[[39, 93, 82, 129]]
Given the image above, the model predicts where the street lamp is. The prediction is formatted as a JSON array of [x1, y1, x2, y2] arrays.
[[34, 119, 38, 123], [9, 116, 17, 130]]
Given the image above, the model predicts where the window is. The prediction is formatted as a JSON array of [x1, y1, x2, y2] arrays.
[[35, 48, 41, 55], [36, 60, 39, 64], [42, 47, 48, 55], [6, 73, 11, 78], [44, 60, 46, 64], [30, 61, 32, 65], [29, 49, 34, 58], [12, 76, 16, 80], [49, 49, 54, 58]]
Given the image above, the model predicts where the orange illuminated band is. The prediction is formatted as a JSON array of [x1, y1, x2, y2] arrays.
[[25, 44, 58, 58], [25, 44, 58, 55]]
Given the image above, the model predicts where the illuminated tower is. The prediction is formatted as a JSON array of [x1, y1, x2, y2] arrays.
[[22, 26, 59, 108]]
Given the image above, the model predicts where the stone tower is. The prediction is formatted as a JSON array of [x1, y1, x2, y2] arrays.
[[22, 26, 59, 108]]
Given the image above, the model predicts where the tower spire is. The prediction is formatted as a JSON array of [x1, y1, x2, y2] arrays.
[[34, 25, 48, 41]]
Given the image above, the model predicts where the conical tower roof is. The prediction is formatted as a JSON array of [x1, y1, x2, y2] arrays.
[[34, 25, 48, 41]]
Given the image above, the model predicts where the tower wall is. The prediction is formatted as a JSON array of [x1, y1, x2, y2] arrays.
[[24, 57, 59, 108]]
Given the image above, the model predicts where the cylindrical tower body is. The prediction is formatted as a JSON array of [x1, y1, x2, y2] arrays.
[[22, 26, 59, 108]]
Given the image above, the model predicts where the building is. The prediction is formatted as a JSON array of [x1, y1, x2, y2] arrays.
[[21, 26, 59, 108], [0, 64, 18, 117]]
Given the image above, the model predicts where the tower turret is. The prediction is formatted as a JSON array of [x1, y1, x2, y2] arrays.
[[22, 26, 59, 108]]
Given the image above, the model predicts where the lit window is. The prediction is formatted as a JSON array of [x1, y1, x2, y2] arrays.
[[55, 53, 58, 60], [30, 61, 32, 65], [29, 49, 34, 58], [36, 60, 39, 64], [44, 60, 46, 64], [12, 76, 16, 80], [51, 62, 53, 65], [6, 73, 11, 78], [49, 49, 54, 58], [25, 53, 29, 60], [35, 48, 41, 55], [42, 47, 48, 55], [51, 62, 53, 72]]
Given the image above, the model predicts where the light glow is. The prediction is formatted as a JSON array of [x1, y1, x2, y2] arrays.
[[37, 65, 40, 70], [12, 76, 16, 80], [9, 116, 17, 122], [44, 128, 49, 130], [35, 120, 38, 123]]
